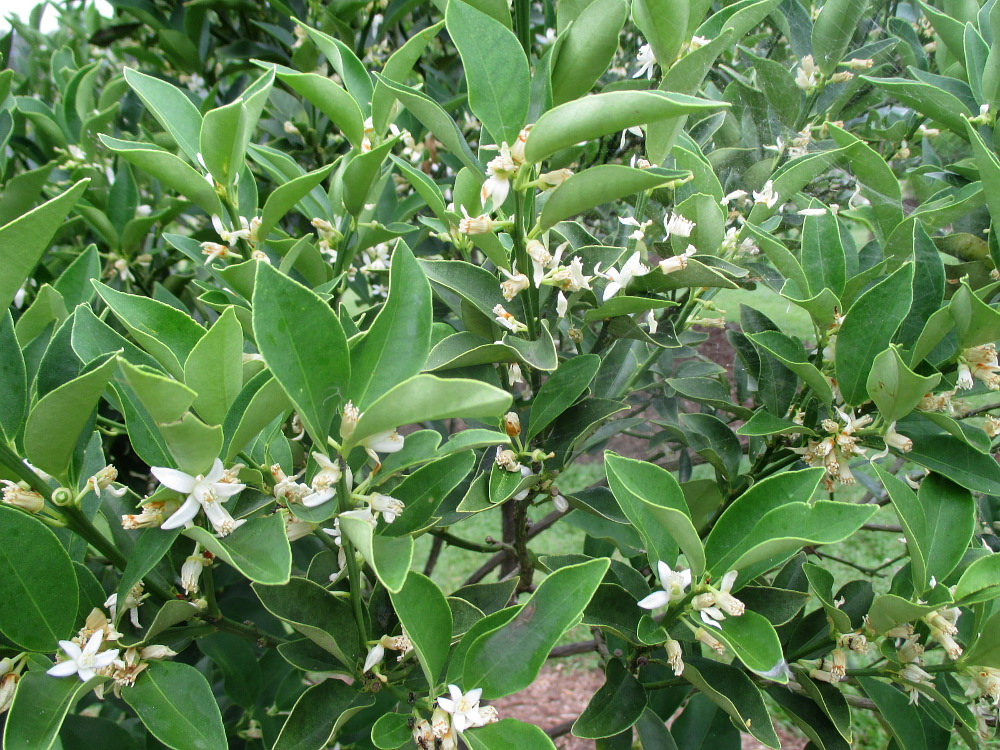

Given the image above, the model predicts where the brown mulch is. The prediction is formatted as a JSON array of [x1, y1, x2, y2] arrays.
[[493, 665, 807, 750]]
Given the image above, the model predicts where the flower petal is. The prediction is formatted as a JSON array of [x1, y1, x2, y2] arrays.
[[160, 496, 201, 529], [637, 590, 671, 610], [47, 660, 80, 677], [212, 482, 246, 499], [437, 697, 456, 712], [151, 467, 197, 494], [58, 640, 82, 660], [203, 459, 226, 484], [302, 488, 335, 508]]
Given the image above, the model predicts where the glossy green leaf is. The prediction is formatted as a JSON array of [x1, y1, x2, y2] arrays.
[[605, 452, 704, 576], [811, 0, 870, 73], [906, 433, 1000, 495], [715, 610, 785, 678], [800, 205, 845, 297], [252, 262, 349, 446], [350, 242, 432, 408], [550, 0, 628, 105], [0, 506, 79, 651], [835, 263, 913, 405], [24, 354, 116, 477], [372, 21, 445, 130], [954, 554, 1000, 605], [3, 672, 102, 750], [632, 0, 689, 67], [524, 90, 726, 164], [273, 679, 375, 750], [348, 374, 511, 447], [341, 514, 413, 593], [446, 0, 528, 145], [682, 658, 779, 749], [527, 354, 599, 440], [572, 659, 646, 739], [257, 161, 337, 242], [254, 577, 359, 668], [372, 713, 413, 750], [540, 166, 689, 230], [122, 662, 227, 750], [184, 514, 291, 585], [949, 280, 1000, 349], [0, 179, 89, 313], [123, 68, 202, 162], [0, 311, 27, 441], [860, 75, 972, 135], [465, 719, 558, 750], [113, 528, 180, 626], [856, 677, 928, 750], [198, 633, 261, 708], [464, 558, 608, 698], [299, 23, 374, 110], [93, 282, 204, 379], [867, 346, 941, 423], [100, 137, 222, 216], [274, 69, 365, 148], [158, 412, 223, 476], [183, 307, 243, 426], [389, 571, 452, 687], [964, 609, 1000, 667]]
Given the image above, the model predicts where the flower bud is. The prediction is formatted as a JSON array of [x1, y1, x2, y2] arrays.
[[0, 673, 18, 714], [503, 412, 521, 437], [509, 125, 532, 164], [341, 401, 361, 441], [495, 449, 522, 473], [1, 481, 44, 513], [695, 627, 726, 654], [666, 639, 684, 676], [140, 645, 177, 660], [458, 213, 496, 236], [537, 168, 573, 189]]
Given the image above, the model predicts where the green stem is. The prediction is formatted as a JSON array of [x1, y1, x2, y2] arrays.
[[207, 614, 288, 648], [337, 469, 370, 666], [512, 190, 539, 339], [430, 530, 497, 553]]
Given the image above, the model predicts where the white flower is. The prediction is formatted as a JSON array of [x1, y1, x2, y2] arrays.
[[659, 245, 696, 275], [105, 584, 147, 629], [481, 143, 517, 208], [619, 215, 653, 242], [692, 592, 726, 627], [368, 493, 405, 523], [594, 252, 650, 301], [360, 430, 405, 467], [47, 631, 119, 681], [493, 304, 529, 333], [721, 189, 748, 206], [526, 240, 554, 286], [500, 266, 531, 300], [795, 55, 820, 92], [666, 639, 684, 676], [181, 549, 211, 595], [633, 43, 657, 79], [363, 643, 385, 673], [437, 684, 486, 732], [712, 570, 745, 616], [797, 207, 828, 216], [152, 459, 246, 536], [556, 291, 568, 318], [663, 213, 695, 239], [637, 561, 692, 609], [211, 215, 251, 246], [753, 181, 779, 208]]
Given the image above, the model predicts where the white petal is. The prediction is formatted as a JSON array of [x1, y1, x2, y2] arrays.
[[363, 644, 385, 673], [47, 660, 80, 677], [58, 640, 83, 660], [656, 561, 673, 588], [637, 591, 672, 610], [453, 713, 469, 732], [302, 488, 335, 508], [437, 697, 457, 712], [466, 688, 483, 704], [94, 650, 120, 668], [84, 630, 105, 655], [150, 467, 197, 494], [160, 496, 201, 529], [212, 482, 246, 499], [204, 459, 226, 484], [76, 667, 96, 682], [721, 570, 738, 593], [602, 281, 622, 301]]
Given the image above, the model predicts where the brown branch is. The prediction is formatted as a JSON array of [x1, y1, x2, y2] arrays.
[[462, 509, 565, 586]]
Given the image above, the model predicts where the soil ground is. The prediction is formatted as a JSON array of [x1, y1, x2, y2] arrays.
[[494, 664, 808, 750]]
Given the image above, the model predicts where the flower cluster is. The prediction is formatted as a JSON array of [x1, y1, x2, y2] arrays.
[[791, 409, 871, 490]]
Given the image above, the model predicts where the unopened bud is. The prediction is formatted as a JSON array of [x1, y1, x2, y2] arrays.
[[1, 481, 44, 513], [503, 412, 521, 437], [0, 673, 17, 713], [537, 168, 573, 189], [341, 401, 360, 441], [510, 125, 532, 164]]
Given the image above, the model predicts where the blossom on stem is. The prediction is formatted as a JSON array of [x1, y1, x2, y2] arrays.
[[633, 43, 657, 79], [711, 570, 745, 616], [594, 252, 650, 301], [481, 143, 518, 208], [753, 180, 779, 208], [620, 215, 653, 242], [493, 304, 529, 333], [152, 459, 246, 536], [367, 493, 405, 523], [659, 245, 696, 275], [666, 639, 684, 676], [1, 481, 44, 513], [637, 561, 691, 610], [663, 213, 695, 239], [437, 684, 487, 732], [47, 631, 119, 682], [499, 265, 531, 300]]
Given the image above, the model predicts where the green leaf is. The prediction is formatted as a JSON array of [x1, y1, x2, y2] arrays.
[[184, 514, 291, 585], [373, 20, 445, 130], [24, 354, 117, 477], [183, 307, 243, 425], [273, 679, 375, 750], [122, 662, 227, 750], [737, 410, 816, 437], [954, 554, 1000, 605], [123, 68, 202, 162], [372, 713, 413, 750], [835, 263, 914, 405], [113, 528, 181, 626], [200, 99, 251, 188], [390, 155, 448, 222], [0, 311, 27, 441], [223, 374, 292, 461], [465, 719, 557, 750], [715, 610, 785, 679], [635, 707, 678, 750], [860, 75, 972, 136], [527, 354, 599, 440], [446, 0, 529, 145], [0, 506, 79, 651], [254, 577, 359, 668], [865, 594, 949, 635], [632, 0, 689, 68], [274, 69, 365, 149], [917, 473, 975, 586], [158, 412, 224, 476], [0, 179, 89, 312], [348, 374, 511, 447], [523, 90, 727, 164], [350, 242, 432, 408], [704, 468, 822, 573], [605, 452, 704, 577], [93, 281, 204, 379], [252, 262, 349, 446], [372, 74, 482, 175], [257, 162, 337, 242], [299, 23, 374, 110], [964, 609, 1000, 667], [340, 515, 413, 593], [463, 558, 609, 698], [867, 346, 941, 423], [682, 657, 779, 749], [572, 659, 646, 739], [811, 0, 870, 73], [198, 633, 261, 708], [100, 137, 222, 216], [550, 0, 628, 105], [800, 205, 846, 297], [342, 136, 398, 215], [383, 450, 476, 535], [856, 678, 928, 750], [949, 280, 1000, 349], [3, 672, 102, 750], [389, 571, 452, 687], [540, 166, 690, 230], [906, 434, 1000, 495]]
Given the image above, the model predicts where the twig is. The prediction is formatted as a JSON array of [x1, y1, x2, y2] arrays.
[[462, 510, 565, 586], [549, 641, 597, 659], [544, 719, 575, 739], [423, 534, 444, 577]]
